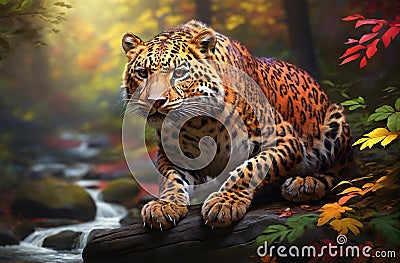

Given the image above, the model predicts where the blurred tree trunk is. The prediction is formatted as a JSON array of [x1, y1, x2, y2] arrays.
[[282, 0, 319, 79], [194, 0, 212, 25]]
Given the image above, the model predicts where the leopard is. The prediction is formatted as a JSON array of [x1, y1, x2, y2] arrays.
[[121, 20, 353, 230]]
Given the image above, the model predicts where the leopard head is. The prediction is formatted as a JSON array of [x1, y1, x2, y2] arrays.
[[121, 21, 225, 128]]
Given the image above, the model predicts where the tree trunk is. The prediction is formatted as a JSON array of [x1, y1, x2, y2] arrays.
[[83, 202, 286, 263], [282, 0, 319, 79]]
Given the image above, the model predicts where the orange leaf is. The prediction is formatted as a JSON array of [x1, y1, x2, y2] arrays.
[[382, 27, 400, 48], [342, 14, 365, 21], [339, 45, 366, 59], [360, 56, 367, 68], [359, 32, 378, 44], [366, 39, 379, 58], [338, 194, 357, 205], [340, 53, 361, 65]]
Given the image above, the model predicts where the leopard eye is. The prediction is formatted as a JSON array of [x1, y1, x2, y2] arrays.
[[172, 67, 189, 80], [134, 67, 148, 79]]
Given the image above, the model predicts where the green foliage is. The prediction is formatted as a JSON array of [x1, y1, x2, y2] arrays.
[[369, 212, 400, 247], [341, 96, 366, 111], [0, 0, 71, 59], [256, 214, 319, 244]]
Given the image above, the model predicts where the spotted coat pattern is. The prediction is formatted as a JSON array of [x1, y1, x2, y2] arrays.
[[121, 20, 353, 229]]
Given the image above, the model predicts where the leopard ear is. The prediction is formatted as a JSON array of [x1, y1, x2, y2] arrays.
[[190, 29, 217, 55], [122, 33, 143, 53]]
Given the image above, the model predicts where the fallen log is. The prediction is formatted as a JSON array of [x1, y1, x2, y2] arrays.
[[82, 199, 290, 263]]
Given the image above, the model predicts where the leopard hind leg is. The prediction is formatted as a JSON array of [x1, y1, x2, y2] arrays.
[[281, 104, 353, 202]]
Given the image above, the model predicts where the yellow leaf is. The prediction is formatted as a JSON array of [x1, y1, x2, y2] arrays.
[[317, 202, 352, 226], [381, 133, 398, 146], [364, 127, 389, 137], [330, 218, 363, 235], [355, 128, 398, 150], [376, 175, 388, 183], [362, 183, 374, 189], [352, 137, 369, 146], [338, 187, 362, 195]]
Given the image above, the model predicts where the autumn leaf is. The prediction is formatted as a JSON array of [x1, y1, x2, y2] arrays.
[[339, 53, 360, 65], [355, 19, 381, 28], [338, 186, 362, 195], [342, 14, 365, 21], [353, 128, 399, 150], [330, 218, 363, 235], [359, 32, 378, 44], [339, 45, 366, 59], [365, 38, 379, 58], [338, 194, 357, 205], [359, 56, 367, 68], [382, 27, 400, 48], [317, 202, 352, 226]]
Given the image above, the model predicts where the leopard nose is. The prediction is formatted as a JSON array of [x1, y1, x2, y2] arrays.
[[148, 98, 167, 108]]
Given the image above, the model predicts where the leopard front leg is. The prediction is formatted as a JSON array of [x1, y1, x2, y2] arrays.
[[202, 123, 305, 227], [141, 149, 189, 230]]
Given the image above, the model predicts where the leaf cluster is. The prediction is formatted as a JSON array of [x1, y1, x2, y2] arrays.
[[340, 14, 400, 68], [256, 214, 319, 245]]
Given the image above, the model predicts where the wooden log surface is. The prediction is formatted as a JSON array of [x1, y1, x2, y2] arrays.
[[82, 200, 290, 263]]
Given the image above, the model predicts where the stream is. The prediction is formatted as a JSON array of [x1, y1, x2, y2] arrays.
[[0, 180, 127, 263]]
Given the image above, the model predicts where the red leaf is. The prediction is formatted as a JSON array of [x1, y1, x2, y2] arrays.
[[372, 23, 383, 32], [342, 14, 365, 21], [345, 38, 359, 44], [360, 56, 367, 68], [382, 27, 400, 48], [339, 45, 365, 59], [359, 32, 378, 44], [355, 19, 381, 28], [366, 38, 379, 58], [340, 53, 361, 65]]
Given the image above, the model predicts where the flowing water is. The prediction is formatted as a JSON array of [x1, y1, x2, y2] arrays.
[[0, 180, 127, 263]]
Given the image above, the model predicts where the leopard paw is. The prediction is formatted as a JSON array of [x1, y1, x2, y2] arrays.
[[201, 191, 251, 228], [141, 200, 188, 230], [281, 176, 333, 202]]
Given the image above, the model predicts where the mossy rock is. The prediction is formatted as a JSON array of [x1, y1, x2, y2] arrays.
[[43, 230, 82, 251], [11, 178, 96, 221], [101, 177, 139, 208]]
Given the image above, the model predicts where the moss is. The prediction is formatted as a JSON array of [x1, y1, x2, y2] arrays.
[[101, 177, 139, 207], [12, 178, 96, 221], [17, 178, 93, 209]]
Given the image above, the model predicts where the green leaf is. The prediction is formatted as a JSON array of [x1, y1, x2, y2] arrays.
[[341, 100, 359, 106], [395, 98, 400, 111], [382, 86, 397, 93], [321, 80, 335, 87], [262, 224, 287, 232], [375, 105, 395, 113], [387, 112, 400, 132], [356, 96, 365, 103], [369, 213, 400, 246], [287, 227, 305, 243], [349, 104, 365, 111], [0, 0, 9, 5], [257, 227, 290, 244], [368, 112, 392, 122]]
